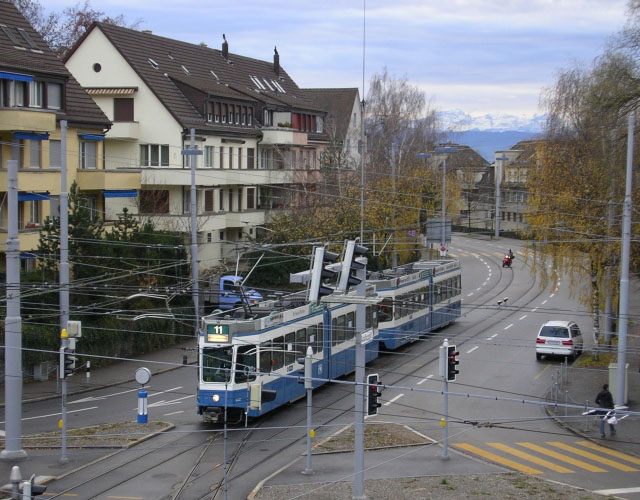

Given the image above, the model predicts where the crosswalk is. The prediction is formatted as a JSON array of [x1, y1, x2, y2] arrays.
[[453, 440, 640, 475]]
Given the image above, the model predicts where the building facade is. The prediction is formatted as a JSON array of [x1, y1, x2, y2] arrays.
[[65, 25, 329, 270], [0, 0, 112, 271]]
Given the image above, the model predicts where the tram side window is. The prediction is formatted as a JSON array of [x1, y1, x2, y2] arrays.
[[457, 275, 462, 295], [296, 328, 307, 356], [332, 315, 345, 345], [314, 323, 324, 353], [272, 336, 284, 370], [285, 332, 296, 365], [366, 305, 377, 329], [346, 312, 355, 340], [378, 297, 393, 322], [235, 345, 257, 383], [259, 342, 272, 373]]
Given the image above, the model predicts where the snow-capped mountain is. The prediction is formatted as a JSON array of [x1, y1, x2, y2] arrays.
[[438, 109, 545, 133]]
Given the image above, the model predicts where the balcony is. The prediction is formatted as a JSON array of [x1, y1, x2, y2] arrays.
[[141, 168, 293, 187], [0, 108, 56, 132], [76, 169, 142, 191], [107, 121, 139, 140], [261, 127, 308, 146]]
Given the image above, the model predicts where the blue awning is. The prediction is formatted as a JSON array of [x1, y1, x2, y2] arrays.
[[0, 72, 33, 82], [13, 132, 49, 141], [104, 189, 137, 198], [20, 252, 37, 260], [18, 192, 50, 201], [79, 134, 105, 141]]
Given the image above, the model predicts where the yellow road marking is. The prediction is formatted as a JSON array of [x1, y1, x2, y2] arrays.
[[487, 442, 574, 473], [548, 442, 638, 472], [575, 440, 640, 465], [517, 442, 606, 472], [533, 363, 551, 381], [453, 443, 543, 474]]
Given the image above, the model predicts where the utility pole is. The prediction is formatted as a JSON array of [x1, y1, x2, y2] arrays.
[[1, 157, 26, 460], [59, 121, 69, 463], [182, 129, 202, 333], [391, 142, 397, 268], [302, 346, 314, 475], [616, 112, 634, 406], [353, 258, 367, 500]]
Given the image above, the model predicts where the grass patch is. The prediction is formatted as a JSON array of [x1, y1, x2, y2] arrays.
[[315, 423, 429, 453], [574, 352, 615, 368]]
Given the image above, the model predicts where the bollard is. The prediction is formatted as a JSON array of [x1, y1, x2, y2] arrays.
[[564, 357, 568, 384], [10, 465, 21, 500], [137, 389, 148, 424], [565, 390, 568, 417], [86, 360, 91, 381], [182, 354, 188, 365]]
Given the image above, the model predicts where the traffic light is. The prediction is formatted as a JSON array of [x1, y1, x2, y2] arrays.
[[309, 245, 339, 303], [446, 345, 459, 381], [337, 239, 368, 293], [60, 346, 76, 379], [366, 373, 382, 416]]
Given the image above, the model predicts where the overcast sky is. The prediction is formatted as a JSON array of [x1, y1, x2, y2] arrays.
[[47, 0, 630, 119]]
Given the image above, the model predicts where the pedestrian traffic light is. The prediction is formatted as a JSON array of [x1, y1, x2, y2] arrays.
[[337, 239, 368, 293], [60, 347, 76, 379], [446, 345, 459, 382], [309, 245, 339, 303], [366, 373, 382, 416]]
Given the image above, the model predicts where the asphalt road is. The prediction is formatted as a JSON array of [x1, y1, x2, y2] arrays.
[[4, 235, 639, 499]]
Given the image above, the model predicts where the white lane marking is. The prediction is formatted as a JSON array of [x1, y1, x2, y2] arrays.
[[0, 406, 99, 424], [541, 300, 548, 305], [383, 394, 404, 406], [416, 374, 433, 385], [532, 307, 538, 312], [70, 387, 139, 404], [549, 293, 555, 298], [148, 386, 183, 398], [519, 315, 527, 320], [466, 346, 479, 354], [504, 324, 513, 330], [594, 488, 640, 495], [477, 287, 482, 291], [145, 395, 194, 408], [163, 411, 184, 416], [489, 334, 497, 339], [467, 292, 474, 297]]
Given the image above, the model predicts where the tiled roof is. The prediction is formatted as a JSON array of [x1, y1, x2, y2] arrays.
[[72, 23, 324, 130], [305, 88, 359, 141], [509, 139, 541, 163], [0, 0, 109, 128]]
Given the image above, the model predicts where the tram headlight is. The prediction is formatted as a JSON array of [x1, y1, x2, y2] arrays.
[[212, 394, 220, 402]]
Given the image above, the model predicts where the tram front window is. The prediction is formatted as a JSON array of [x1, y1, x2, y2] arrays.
[[202, 347, 232, 383]]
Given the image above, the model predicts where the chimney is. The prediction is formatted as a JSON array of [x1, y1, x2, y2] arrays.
[[222, 33, 228, 60], [273, 46, 279, 76]]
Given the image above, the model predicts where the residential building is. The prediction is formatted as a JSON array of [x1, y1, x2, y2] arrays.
[[65, 25, 328, 269], [0, 0, 112, 271], [305, 88, 363, 169]]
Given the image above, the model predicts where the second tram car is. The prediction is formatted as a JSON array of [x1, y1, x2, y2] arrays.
[[197, 259, 461, 423]]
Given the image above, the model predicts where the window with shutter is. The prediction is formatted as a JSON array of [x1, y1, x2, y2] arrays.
[[114, 98, 134, 121], [247, 148, 254, 169], [204, 189, 214, 212]]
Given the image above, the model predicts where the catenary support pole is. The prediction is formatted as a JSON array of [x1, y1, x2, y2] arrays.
[[1, 158, 26, 461], [441, 155, 446, 248], [616, 112, 634, 407], [442, 338, 449, 460], [190, 128, 199, 333], [391, 142, 397, 268], [59, 120, 69, 464]]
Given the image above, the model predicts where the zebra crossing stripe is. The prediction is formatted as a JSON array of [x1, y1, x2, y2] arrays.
[[547, 442, 638, 472], [575, 440, 640, 465], [453, 443, 543, 475], [487, 443, 574, 473], [517, 442, 606, 472]]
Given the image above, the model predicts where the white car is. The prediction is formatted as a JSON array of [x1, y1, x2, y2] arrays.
[[535, 320, 583, 361]]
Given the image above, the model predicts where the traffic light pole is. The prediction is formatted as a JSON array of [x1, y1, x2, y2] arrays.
[[354, 262, 367, 498], [60, 330, 69, 464], [302, 346, 314, 475], [441, 339, 449, 460]]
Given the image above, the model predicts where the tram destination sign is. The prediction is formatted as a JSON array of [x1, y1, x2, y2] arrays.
[[206, 323, 230, 343]]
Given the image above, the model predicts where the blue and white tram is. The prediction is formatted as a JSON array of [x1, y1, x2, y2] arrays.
[[197, 292, 379, 423], [197, 258, 461, 423], [370, 259, 461, 350]]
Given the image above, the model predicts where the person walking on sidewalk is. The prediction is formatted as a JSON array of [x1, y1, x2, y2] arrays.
[[595, 383, 616, 438]]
